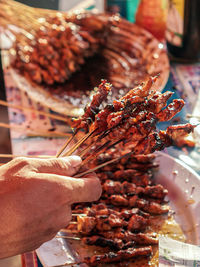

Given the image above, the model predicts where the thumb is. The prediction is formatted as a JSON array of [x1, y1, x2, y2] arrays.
[[31, 156, 82, 176], [68, 175, 102, 204]]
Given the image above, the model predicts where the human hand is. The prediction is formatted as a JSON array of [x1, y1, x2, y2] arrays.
[[0, 156, 101, 258]]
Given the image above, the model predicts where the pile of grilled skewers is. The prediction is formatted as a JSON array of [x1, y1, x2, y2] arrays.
[[62, 76, 195, 166], [54, 77, 195, 266], [1, 0, 167, 93], [68, 153, 167, 266]]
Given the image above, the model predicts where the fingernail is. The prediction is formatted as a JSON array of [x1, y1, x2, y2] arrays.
[[65, 155, 82, 167]]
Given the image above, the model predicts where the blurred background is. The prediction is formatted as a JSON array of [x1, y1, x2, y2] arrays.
[[15, 0, 97, 11]]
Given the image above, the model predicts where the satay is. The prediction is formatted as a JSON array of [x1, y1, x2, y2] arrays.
[[76, 213, 127, 234], [102, 180, 168, 199], [84, 246, 152, 266], [156, 99, 185, 122], [71, 80, 112, 132], [82, 233, 157, 250], [99, 230, 158, 245], [136, 198, 169, 215], [13, 14, 104, 85], [98, 169, 152, 186], [106, 195, 169, 215], [127, 214, 149, 231], [83, 235, 123, 250], [66, 76, 195, 166]]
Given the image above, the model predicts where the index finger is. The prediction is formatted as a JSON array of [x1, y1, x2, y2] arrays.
[[30, 156, 82, 176]]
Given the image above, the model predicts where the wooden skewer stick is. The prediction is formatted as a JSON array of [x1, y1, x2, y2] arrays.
[[76, 127, 109, 158], [75, 152, 133, 178], [81, 140, 111, 166], [0, 122, 71, 138], [60, 229, 72, 233], [0, 99, 70, 123], [69, 221, 77, 225], [62, 130, 97, 157], [72, 213, 86, 217], [78, 141, 94, 158], [56, 235, 80, 241], [81, 139, 123, 168], [60, 229, 78, 234], [56, 131, 77, 158], [48, 260, 82, 267], [78, 123, 126, 161]]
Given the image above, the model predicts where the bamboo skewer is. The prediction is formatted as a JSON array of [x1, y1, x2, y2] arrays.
[[56, 131, 78, 158], [81, 140, 111, 166], [56, 235, 80, 241], [72, 213, 86, 217], [50, 261, 82, 267], [81, 139, 123, 168], [68, 221, 77, 225], [0, 99, 70, 123], [62, 130, 97, 157], [78, 141, 95, 158], [60, 229, 75, 233], [76, 129, 109, 158], [0, 122, 71, 138]]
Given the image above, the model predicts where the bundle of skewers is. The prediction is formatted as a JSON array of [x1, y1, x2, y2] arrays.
[[56, 76, 195, 174]]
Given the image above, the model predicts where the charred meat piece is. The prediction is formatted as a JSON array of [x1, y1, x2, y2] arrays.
[[100, 230, 158, 245], [109, 195, 129, 206], [72, 80, 112, 132], [128, 214, 149, 231], [156, 99, 185, 122], [77, 215, 96, 234], [142, 184, 168, 199], [83, 235, 123, 250], [114, 169, 151, 186], [136, 198, 169, 215]]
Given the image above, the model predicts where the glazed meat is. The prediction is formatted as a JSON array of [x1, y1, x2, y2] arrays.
[[68, 76, 195, 165], [84, 246, 152, 266], [71, 80, 112, 132]]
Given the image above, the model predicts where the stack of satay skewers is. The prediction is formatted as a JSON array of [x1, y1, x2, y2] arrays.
[[56, 76, 195, 165]]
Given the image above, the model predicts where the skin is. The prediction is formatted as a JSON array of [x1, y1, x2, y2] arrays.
[[0, 155, 102, 259]]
